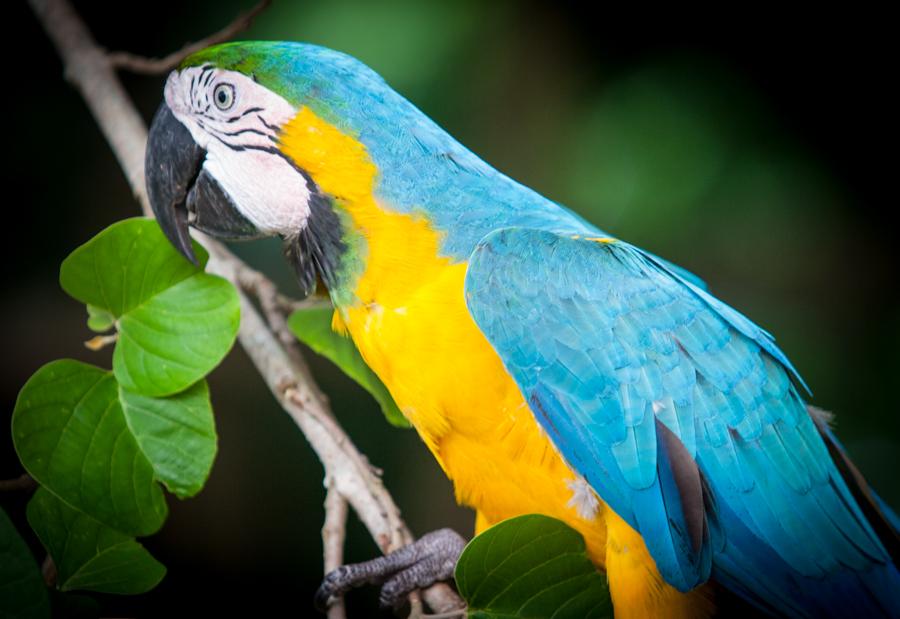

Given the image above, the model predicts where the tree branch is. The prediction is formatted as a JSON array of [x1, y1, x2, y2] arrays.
[[107, 0, 271, 75], [28, 0, 464, 613], [322, 482, 349, 619], [233, 262, 330, 369]]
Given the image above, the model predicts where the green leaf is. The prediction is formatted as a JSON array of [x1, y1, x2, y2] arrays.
[[288, 307, 409, 428], [60, 217, 240, 397], [60, 218, 208, 316], [12, 360, 167, 536], [27, 488, 165, 595], [119, 381, 217, 499], [86, 305, 115, 333], [455, 514, 611, 619], [111, 273, 240, 396], [0, 506, 50, 619]]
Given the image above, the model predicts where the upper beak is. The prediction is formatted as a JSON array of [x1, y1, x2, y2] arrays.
[[145, 102, 204, 264], [146, 102, 265, 264]]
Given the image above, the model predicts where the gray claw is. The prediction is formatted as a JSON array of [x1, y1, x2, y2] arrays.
[[315, 528, 466, 612]]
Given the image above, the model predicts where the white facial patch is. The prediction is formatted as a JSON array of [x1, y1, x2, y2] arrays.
[[566, 476, 601, 520], [164, 67, 311, 236]]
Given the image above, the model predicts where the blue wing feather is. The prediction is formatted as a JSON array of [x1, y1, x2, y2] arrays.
[[464, 227, 898, 616]]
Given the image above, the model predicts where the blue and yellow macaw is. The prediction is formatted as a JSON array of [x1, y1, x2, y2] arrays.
[[145, 42, 900, 617]]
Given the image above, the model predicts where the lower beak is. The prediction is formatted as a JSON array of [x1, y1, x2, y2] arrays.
[[145, 103, 204, 264], [146, 102, 264, 264]]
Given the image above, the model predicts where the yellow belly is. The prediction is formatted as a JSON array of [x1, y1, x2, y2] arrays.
[[341, 261, 713, 619], [345, 260, 606, 550]]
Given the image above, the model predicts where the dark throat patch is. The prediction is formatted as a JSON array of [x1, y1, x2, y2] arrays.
[[285, 190, 346, 298]]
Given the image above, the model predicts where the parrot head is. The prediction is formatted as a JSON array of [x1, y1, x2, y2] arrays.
[[146, 41, 570, 300], [146, 41, 394, 297]]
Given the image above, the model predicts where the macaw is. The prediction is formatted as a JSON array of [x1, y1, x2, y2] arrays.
[[144, 41, 899, 618]]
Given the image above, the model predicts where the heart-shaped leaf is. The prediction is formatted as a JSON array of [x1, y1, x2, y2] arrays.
[[119, 381, 216, 499], [26, 488, 165, 594], [455, 514, 611, 619], [12, 360, 167, 536], [288, 307, 409, 428], [0, 506, 50, 619], [60, 218, 240, 396], [60, 218, 208, 315]]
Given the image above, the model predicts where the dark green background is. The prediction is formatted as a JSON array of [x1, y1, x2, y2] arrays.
[[3, 1, 897, 616]]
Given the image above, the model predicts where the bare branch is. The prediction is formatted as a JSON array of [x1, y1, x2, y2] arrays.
[[236, 265, 330, 316], [108, 0, 271, 75], [28, 0, 464, 613], [322, 482, 349, 619], [206, 249, 411, 553], [233, 262, 329, 369], [421, 585, 466, 615]]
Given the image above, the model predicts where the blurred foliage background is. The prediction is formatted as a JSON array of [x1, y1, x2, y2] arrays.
[[3, 1, 897, 616]]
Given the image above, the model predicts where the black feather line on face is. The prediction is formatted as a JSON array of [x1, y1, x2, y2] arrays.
[[285, 190, 346, 299]]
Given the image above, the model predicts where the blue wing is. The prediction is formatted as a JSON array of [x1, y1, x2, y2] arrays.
[[464, 227, 898, 617]]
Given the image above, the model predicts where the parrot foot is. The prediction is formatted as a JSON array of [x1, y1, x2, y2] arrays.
[[314, 528, 466, 612]]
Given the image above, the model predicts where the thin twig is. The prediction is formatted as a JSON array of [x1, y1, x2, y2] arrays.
[[108, 0, 271, 75], [233, 262, 328, 369], [277, 292, 329, 314], [322, 482, 349, 619], [0, 474, 37, 492], [28, 0, 464, 613]]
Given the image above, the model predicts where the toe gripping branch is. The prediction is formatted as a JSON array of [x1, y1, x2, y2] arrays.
[[315, 528, 467, 611]]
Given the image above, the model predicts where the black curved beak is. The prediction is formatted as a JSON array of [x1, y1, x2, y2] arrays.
[[146, 102, 264, 264], [146, 103, 203, 264]]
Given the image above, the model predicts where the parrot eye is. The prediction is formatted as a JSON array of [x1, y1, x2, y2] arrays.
[[213, 83, 235, 111]]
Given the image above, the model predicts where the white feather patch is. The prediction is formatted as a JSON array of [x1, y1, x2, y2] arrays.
[[164, 68, 311, 236], [566, 476, 600, 520]]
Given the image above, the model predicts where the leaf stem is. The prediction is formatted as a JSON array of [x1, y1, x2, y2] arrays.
[[84, 333, 118, 351]]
